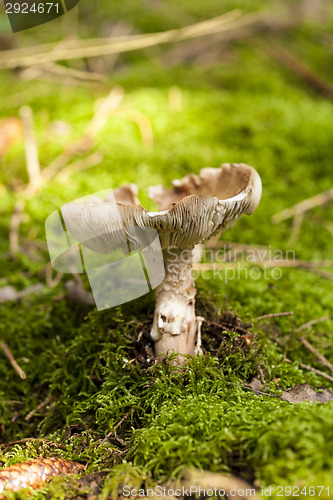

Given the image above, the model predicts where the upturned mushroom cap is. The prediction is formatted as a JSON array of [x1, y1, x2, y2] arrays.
[[149, 163, 262, 214], [61, 163, 261, 253]]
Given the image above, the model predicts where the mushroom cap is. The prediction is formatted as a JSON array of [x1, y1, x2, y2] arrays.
[[61, 163, 261, 253], [149, 162, 261, 214]]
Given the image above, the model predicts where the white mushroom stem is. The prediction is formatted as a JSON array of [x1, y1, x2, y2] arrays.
[[60, 164, 262, 364], [150, 248, 201, 363]]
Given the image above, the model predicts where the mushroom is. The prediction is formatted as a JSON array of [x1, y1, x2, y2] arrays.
[[60, 163, 261, 363]]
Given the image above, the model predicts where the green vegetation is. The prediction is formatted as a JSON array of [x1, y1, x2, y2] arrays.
[[0, 0, 333, 498]]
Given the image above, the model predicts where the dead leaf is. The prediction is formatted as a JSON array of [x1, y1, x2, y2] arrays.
[[247, 378, 333, 404], [247, 377, 264, 395], [281, 383, 333, 404]]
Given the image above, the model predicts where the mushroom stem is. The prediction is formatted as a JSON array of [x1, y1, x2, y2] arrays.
[[150, 248, 200, 363]]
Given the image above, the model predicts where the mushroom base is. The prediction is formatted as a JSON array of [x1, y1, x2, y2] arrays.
[[150, 248, 201, 364]]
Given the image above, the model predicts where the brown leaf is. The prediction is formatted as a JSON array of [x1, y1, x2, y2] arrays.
[[247, 377, 264, 395], [247, 378, 333, 404], [281, 383, 333, 404]]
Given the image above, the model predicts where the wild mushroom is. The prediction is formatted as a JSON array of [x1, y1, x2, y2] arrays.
[[59, 163, 261, 363]]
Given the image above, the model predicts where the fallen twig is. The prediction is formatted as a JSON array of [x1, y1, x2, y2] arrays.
[[100, 408, 135, 444], [168, 86, 182, 112], [45, 263, 64, 288], [288, 212, 304, 246], [285, 358, 333, 384], [255, 312, 293, 321], [296, 315, 330, 332], [311, 269, 333, 281], [0, 11, 252, 69], [272, 187, 333, 223], [20, 62, 107, 84], [9, 199, 26, 255], [298, 336, 333, 376], [206, 318, 250, 336], [113, 408, 135, 431], [54, 152, 103, 182], [0, 341, 26, 379], [25, 394, 54, 421], [19, 105, 42, 195], [300, 363, 333, 384], [269, 43, 333, 101], [9, 106, 42, 255]]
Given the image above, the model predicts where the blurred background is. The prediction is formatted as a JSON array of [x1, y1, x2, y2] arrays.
[[0, 0, 332, 267]]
